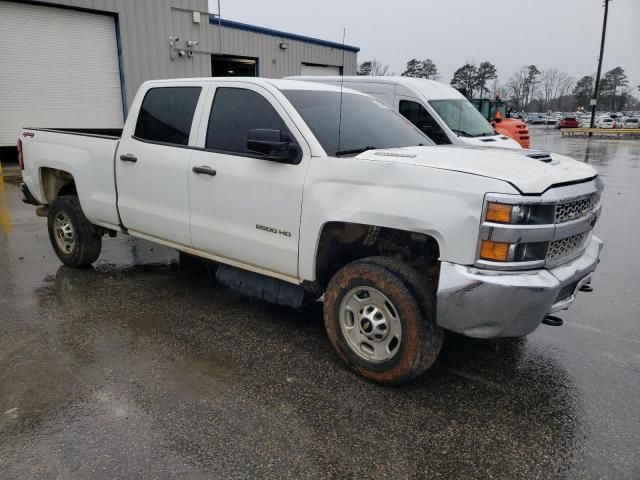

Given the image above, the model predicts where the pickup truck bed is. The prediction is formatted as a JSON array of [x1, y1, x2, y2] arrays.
[[20, 128, 121, 229]]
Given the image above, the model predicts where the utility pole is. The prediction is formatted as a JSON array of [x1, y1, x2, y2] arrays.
[[589, 0, 610, 134]]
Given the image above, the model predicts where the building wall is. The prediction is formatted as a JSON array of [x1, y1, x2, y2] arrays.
[[14, 0, 209, 108], [6, 0, 357, 110], [203, 21, 357, 78]]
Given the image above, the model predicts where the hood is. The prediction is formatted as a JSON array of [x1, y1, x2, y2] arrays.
[[357, 145, 597, 194]]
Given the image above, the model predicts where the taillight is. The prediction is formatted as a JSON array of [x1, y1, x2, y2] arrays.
[[17, 138, 24, 170]]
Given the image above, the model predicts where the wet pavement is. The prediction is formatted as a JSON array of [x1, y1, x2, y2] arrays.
[[1, 129, 639, 479]]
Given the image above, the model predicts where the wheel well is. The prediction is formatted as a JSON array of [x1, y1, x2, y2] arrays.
[[314, 222, 440, 291], [41, 168, 76, 203]]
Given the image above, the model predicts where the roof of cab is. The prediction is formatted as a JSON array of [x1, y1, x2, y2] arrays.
[[141, 77, 368, 95], [290, 75, 466, 101]]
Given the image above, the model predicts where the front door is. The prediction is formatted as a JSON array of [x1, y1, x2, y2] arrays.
[[188, 84, 309, 278], [116, 85, 204, 246]]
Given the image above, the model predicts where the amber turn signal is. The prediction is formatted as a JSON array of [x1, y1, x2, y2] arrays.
[[480, 240, 510, 261], [485, 202, 513, 223]]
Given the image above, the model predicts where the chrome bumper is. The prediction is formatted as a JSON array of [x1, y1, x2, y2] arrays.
[[436, 236, 603, 338]]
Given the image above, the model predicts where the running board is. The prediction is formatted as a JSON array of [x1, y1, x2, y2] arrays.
[[215, 264, 309, 308]]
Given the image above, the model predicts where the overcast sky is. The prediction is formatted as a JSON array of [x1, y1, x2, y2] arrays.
[[210, 0, 640, 95]]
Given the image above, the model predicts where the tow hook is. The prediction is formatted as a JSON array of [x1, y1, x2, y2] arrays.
[[542, 315, 564, 327], [579, 283, 594, 293]]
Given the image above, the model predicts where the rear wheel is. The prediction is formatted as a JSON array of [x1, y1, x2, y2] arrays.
[[324, 257, 443, 384], [47, 195, 102, 267]]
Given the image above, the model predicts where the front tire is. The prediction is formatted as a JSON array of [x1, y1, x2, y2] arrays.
[[47, 195, 102, 267], [324, 257, 443, 385]]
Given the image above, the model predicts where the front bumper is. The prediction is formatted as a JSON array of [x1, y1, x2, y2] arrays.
[[436, 235, 603, 338]]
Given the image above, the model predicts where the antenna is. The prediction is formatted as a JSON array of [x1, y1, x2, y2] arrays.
[[337, 27, 346, 153], [217, 0, 223, 54]]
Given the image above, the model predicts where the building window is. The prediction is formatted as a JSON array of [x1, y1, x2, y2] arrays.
[[134, 87, 201, 145], [211, 54, 258, 77]]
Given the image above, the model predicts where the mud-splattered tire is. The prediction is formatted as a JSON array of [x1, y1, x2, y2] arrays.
[[324, 257, 443, 384], [47, 195, 102, 268]]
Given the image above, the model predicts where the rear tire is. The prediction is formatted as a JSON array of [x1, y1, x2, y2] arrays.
[[47, 195, 102, 268], [324, 257, 443, 385]]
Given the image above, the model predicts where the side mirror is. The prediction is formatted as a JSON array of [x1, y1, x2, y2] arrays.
[[247, 129, 298, 163]]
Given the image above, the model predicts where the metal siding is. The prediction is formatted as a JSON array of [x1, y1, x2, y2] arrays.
[[1, 0, 356, 110]]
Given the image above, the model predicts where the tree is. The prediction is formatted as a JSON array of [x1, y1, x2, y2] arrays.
[[573, 75, 594, 109], [603, 67, 628, 111], [540, 68, 561, 111], [506, 67, 527, 110], [473, 61, 497, 98], [557, 74, 575, 111], [450, 63, 477, 99], [522, 65, 541, 109], [401, 58, 439, 79], [357, 59, 390, 76]]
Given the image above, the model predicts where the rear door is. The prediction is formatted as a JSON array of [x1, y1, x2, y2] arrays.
[[116, 84, 206, 246], [188, 83, 310, 279]]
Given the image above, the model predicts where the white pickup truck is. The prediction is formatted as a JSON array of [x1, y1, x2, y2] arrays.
[[19, 78, 603, 384]]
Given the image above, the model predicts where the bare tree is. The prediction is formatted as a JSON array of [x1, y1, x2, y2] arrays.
[[557, 75, 575, 111], [506, 66, 528, 110], [540, 68, 560, 111]]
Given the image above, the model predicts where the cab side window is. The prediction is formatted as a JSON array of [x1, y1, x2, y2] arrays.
[[206, 87, 294, 155], [134, 87, 201, 146], [399, 100, 451, 144]]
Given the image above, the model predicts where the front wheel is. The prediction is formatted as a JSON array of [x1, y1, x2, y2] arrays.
[[324, 257, 443, 385], [47, 195, 102, 268]]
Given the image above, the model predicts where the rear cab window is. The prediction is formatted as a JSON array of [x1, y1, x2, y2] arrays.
[[134, 87, 202, 145]]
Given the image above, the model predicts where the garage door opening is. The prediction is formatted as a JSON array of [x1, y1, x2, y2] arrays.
[[211, 54, 258, 77], [0, 1, 125, 149], [300, 63, 342, 76]]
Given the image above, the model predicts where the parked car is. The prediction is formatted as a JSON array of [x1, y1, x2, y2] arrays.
[[621, 117, 639, 129], [579, 115, 592, 128], [527, 114, 546, 125], [596, 117, 616, 128], [559, 117, 579, 128], [18, 77, 604, 384], [290, 76, 524, 148]]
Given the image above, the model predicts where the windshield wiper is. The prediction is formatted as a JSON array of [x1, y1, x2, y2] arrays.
[[334, 146, 378, 157], [450, 129, 474, 138]]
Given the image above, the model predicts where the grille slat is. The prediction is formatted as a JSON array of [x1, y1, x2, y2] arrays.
[[555, 194, 597, 223], [546, 232, 590, 263]]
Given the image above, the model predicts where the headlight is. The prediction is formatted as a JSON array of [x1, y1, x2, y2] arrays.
[[484, 201, 555, 225], [479, 240, 549, 262]]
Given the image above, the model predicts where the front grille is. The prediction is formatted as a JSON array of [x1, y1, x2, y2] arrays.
[[555, 194, 597, 223], [546, 232, 590, 263]]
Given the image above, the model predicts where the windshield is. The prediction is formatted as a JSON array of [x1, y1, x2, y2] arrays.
[[282, 90, 432, 156], [429, 99, 495, 137]]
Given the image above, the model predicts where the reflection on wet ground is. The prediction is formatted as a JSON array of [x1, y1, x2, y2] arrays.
[[1, 129, 639, 479]]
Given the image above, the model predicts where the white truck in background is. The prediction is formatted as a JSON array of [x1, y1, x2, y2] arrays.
[[291, 75, 525, 149], [19, 77, 603, 384]]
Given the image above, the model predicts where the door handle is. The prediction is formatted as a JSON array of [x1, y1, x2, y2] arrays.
[[192, 166, 217, 176], [120, 153, 138, 163]]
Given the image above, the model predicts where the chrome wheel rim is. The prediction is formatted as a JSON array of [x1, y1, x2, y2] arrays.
[[54, 212, 75, 254], [339, 286, 402, 363]]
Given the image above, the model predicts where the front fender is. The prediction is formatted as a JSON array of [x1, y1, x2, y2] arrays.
[[298, 156, 518, 282]]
